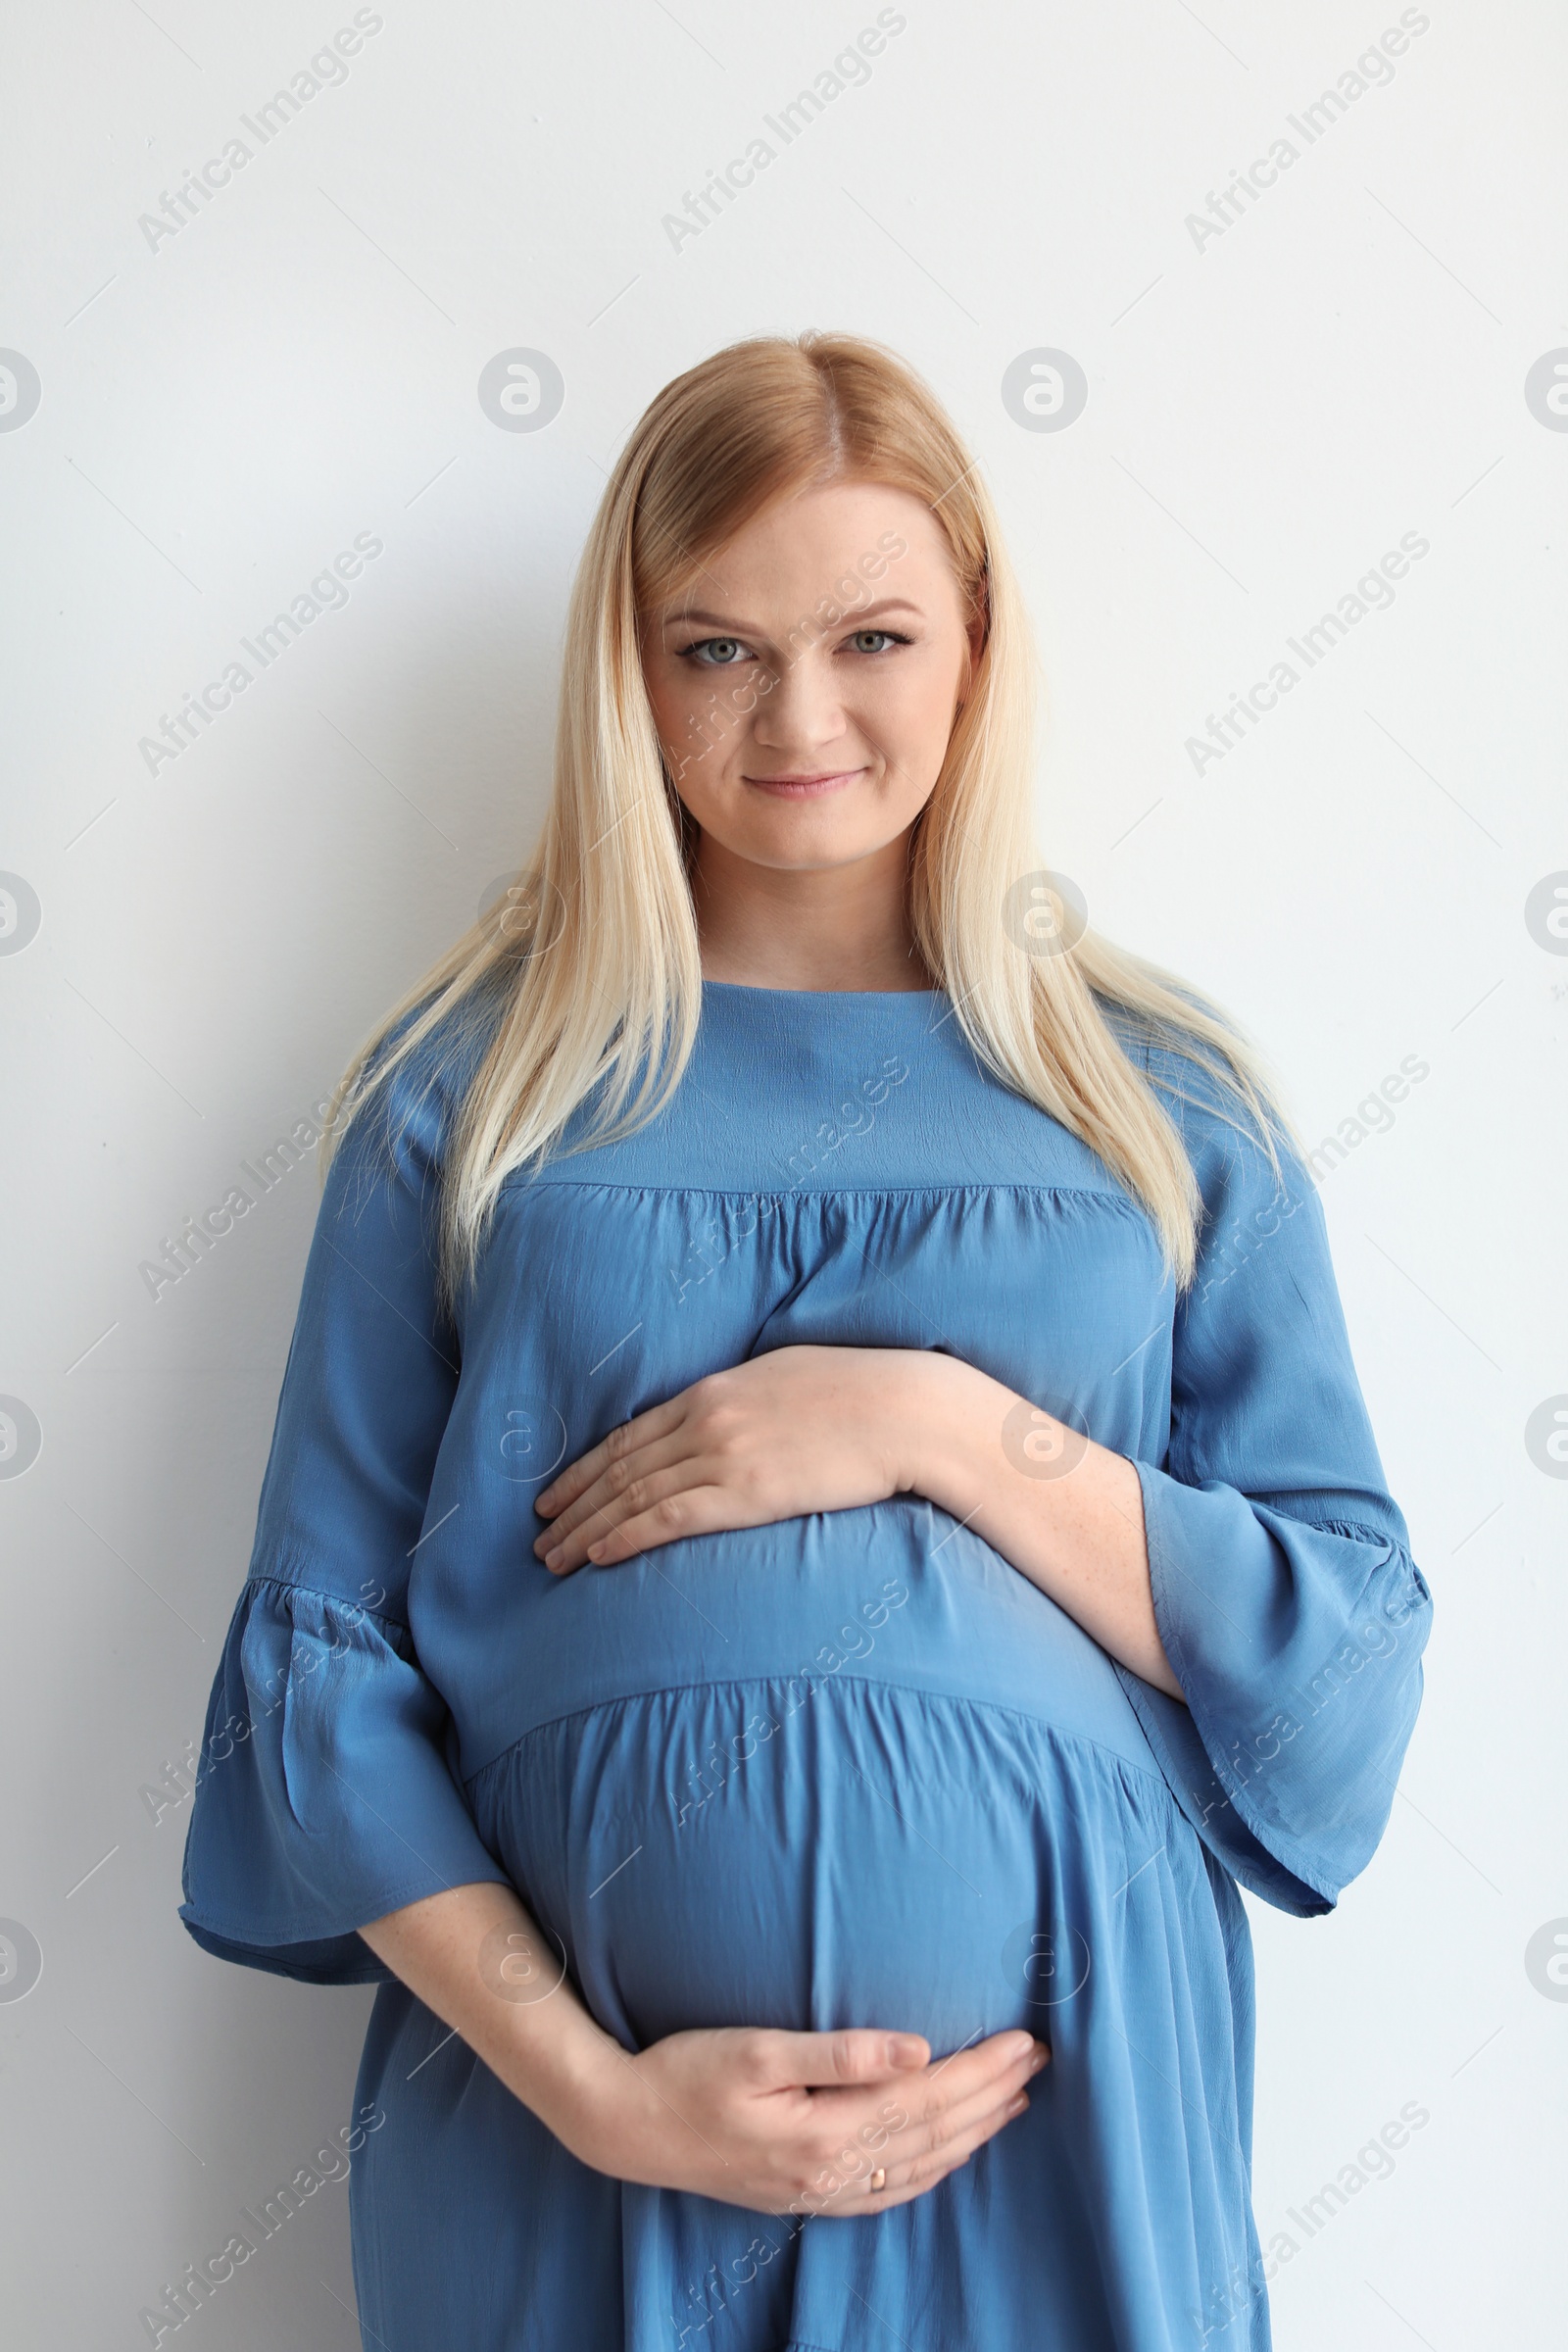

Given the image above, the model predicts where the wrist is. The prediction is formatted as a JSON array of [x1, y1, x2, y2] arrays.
[[497, 1984, 623, 2140], [890, 1349, 996, 1519]]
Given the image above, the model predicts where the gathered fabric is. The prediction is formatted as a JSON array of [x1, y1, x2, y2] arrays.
[[181, 980, 1431, 2349]]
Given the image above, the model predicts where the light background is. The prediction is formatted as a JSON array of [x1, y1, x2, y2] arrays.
[[2, 1, 1564, 2344]]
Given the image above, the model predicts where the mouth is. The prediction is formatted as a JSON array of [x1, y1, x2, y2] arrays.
[[741, 768, 864, 800]]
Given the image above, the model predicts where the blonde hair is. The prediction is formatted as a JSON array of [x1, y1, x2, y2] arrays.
[[323, 330, 1293, 1309]]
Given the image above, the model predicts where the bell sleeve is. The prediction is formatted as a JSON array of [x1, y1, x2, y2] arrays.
[[1112, 1055, 1434, 1918], [178, 1031, 512, 1984]]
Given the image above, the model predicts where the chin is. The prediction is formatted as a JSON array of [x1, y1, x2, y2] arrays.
[[718, 801, 920, 866]]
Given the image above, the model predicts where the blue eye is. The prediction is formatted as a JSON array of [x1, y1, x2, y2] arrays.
[[682, 637, 751, 666]]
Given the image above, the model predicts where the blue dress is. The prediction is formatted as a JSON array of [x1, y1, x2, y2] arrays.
[[179, 980, 1431, 2352]]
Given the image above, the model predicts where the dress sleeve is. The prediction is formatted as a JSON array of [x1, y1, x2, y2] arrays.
[[1112, 1061, 1434, 1918], [179, 1034, 511, 1984]]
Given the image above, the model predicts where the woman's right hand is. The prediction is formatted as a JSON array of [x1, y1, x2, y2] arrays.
[[552, 2021, 1050, 2217], [359, 1884, 1046, 2218]]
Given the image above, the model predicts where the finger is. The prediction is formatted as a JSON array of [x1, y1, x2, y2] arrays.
[[894, 2047, 1046, 2160], [893, 2083, 1034, 2196], [796, 2079, 1036, 2219], [930, 2025, 1048, 2079], [540, 1430, 710, 1561], [572, 1479, 771, 1571], [535, 1401, 687, 1517], [817, 2029, 1040, 2123], [796, 2031, 1045, 2200], [749, 2028, 932, 2091], [915, 2028, 1049, 2107], [533, 1398, 686, 1520], [534, 1431, 697, 1567], [541, 1470, 741, 1578], [543, 1468, 696, 1575], [819, 2037, 1044, 2176]]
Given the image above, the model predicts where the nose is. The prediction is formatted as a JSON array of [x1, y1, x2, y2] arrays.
[[749, 647, 853, 766]]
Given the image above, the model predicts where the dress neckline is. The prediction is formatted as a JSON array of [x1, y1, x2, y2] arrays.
[[701, 978, 946, 1003]]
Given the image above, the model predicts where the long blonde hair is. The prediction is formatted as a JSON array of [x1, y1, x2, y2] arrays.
[[323, 331, 1292, 1309]]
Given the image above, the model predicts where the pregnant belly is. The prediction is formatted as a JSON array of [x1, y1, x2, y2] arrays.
[[455, 1497, 1175, 2049], [466, 1672, 1180, 2056], [441, 1494, 1160, 1790]]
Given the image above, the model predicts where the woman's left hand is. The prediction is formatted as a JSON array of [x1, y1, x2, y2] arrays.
[[531, 1340, 1180, 1695], [532, 1346, 945, 1576]]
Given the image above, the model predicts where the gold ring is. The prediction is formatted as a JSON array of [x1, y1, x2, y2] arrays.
[[868, 2168, 887, 2192]]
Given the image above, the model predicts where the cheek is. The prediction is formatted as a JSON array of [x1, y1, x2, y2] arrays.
[[643, 662, 693, 746], [857, 661, 960, 783], [647, 660, 757, 748]]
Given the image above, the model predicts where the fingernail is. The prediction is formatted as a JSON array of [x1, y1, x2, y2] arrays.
[[886, 2035, 924, 2068], [1030, 2045, 1051, 2071], [544, 1547, 564, 1569], [1006, 2093, 1028, 2119], [1004, 2032, 1034, 2061]]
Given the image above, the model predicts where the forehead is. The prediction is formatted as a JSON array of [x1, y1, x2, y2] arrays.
[[657, 479, 959, 618]]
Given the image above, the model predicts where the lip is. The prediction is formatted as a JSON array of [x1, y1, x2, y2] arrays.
[[742, 768, 864, 799]]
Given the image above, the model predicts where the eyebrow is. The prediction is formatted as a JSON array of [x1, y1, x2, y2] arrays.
[[663, 597, 925, 633]]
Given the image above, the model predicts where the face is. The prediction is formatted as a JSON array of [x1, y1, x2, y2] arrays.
[[640, 479, 977, 877]]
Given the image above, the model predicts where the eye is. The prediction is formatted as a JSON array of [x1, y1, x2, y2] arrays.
[[679, 636, 754, 666], [843, 629, 908, 656]]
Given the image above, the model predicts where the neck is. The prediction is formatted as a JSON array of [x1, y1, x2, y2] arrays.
[[691, 830, 934, 993]]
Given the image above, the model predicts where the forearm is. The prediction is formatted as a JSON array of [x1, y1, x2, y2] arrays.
[[897, 1354, 1184, 1701], [357, 1881, 617, 2133], [360, 1879, 1046, 2214], [527, 1339, 1181, 1701]]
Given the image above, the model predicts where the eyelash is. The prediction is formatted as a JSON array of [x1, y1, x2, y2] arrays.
[[676, 629, 911, 666]]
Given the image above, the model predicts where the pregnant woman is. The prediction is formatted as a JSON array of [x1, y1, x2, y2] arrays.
[[179, 332, 1432, 2352]]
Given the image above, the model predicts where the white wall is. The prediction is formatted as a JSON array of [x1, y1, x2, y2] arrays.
[[2, 2, 1563, 2343]]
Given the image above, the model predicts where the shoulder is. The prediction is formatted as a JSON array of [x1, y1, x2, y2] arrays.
[[338, 981, 506, 1189], [1099, 992, 1306, 1221]]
